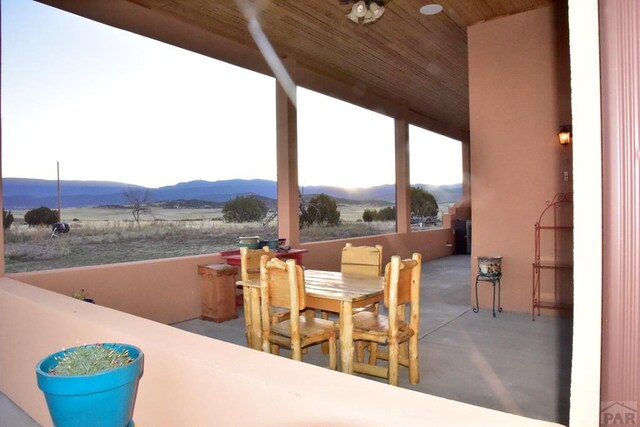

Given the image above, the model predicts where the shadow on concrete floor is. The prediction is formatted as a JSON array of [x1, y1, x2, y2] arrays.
[[174, 254, 572, 425], [0, 255, 571, 426]]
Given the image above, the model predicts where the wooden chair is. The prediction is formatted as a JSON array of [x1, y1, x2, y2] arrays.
[[259, 256, 338, 370], [339, 243, 383, 359], [341, 243, 383, 276], [319, 244, 383, 327], [239, 246, 279, 349], [352, 253, 422, 386]]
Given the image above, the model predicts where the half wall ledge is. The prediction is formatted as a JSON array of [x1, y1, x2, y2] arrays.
[[0, 277, 562, 426]]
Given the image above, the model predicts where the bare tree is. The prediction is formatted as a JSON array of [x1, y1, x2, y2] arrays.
[[122, 188, 151, 224], [262, 209, 278, 227], [261, 188, 308, 228], [298, 187, 311, 220]]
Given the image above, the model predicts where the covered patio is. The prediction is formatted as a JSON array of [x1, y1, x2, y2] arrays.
[[175, 255, 573, 424], [1, 0, 634, 426], [1, 255, 572, 426]]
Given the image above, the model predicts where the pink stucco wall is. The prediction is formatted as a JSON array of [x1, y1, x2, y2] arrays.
[[6, 230, 453, 326], [0, 277, 561, 426], [468, 5, 573, 313], [8, 253, 223, 324], [301, 228, 453, 271]]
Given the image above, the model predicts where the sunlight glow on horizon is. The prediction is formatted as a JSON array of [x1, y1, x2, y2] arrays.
[[297, 88, 396, 188], [2, 0, 462, 189]]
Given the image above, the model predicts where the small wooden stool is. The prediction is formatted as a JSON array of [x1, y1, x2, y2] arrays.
[[198, 263, 239, 322]]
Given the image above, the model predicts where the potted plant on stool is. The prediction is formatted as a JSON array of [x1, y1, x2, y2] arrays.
[[35, 343, 144, 427]]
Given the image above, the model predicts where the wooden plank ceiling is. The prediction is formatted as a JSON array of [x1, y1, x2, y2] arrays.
[[116, 1, 554, 134]]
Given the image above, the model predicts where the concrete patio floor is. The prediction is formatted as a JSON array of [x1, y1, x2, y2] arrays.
[[173, 254, 572, 425], [1, 254, 572, 426]]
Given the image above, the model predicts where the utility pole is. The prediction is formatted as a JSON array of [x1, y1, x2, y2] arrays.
[[57, 161, 61, 223]]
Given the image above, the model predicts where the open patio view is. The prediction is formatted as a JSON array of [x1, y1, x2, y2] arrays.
[[175, 255, 572, 424], [1, 255, 571, 426], [2, 0, 638, 425]]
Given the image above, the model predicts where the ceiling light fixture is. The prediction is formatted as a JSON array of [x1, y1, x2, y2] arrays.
[[419, 3, 443, 16], [346, 0, 387, 24]]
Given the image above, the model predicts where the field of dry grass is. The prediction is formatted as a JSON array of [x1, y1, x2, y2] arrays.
[[3, 205, 399, 273]]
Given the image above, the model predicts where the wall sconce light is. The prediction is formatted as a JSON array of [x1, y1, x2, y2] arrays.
[[558, 125, 572, 146]]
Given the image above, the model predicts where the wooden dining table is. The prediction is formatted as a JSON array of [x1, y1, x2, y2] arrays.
[[238, 269, 384, 374]]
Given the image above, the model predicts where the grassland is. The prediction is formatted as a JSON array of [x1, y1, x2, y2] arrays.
[[4, 204, 400, 273]]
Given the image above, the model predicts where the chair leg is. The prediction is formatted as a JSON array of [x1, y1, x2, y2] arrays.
[[498, 278, 503, 313], [320, 310, 330, 354], [291, 341, 302, 361], [368, 343, 378, 365], [250, 288, 262, 350], [270, 344, 280, 355], [400, 340, 409, 364], [358, 304, 377, 362], [356, 341, 365, 362], [408, 335, 419, 385], [329, 334, 337, 370], [389, 339, 399, 386], [242, 290, 252, 348]]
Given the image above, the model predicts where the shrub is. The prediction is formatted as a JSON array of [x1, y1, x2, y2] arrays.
[[24, 206, 59, 227], [300, 193, 340, 227], [411, 187, 439, 219], [222, 196, 268, 223], [362, 206, 395, 222], [3, 209, 14, 229], [377, 206, 396, 221]]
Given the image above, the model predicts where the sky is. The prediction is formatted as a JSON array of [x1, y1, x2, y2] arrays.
[[1, 0, 462, 189]]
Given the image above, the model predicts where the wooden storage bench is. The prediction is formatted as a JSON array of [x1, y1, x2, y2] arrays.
[[197, 263, 239, 322]]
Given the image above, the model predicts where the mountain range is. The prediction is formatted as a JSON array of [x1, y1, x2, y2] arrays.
[[2, 178, 462, 210]]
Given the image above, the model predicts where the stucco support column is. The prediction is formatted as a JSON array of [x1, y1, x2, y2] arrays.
[[395, 117, 410, 234], [0, 165, 4, 275], [0, 12, 4, 274], [600, 0, 640, 419], [461, 139, 471, 206], [276, 61, 299, 246]]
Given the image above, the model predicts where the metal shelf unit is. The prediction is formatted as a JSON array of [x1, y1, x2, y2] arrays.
[[532, 193, 574, 320]]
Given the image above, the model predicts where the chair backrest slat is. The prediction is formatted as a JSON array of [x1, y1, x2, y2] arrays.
[[383, 255, 421, 313], [397, 259, 418, 305], [341, 243, 383, 276], [240, 246, 274, 283], [260, 257, 306, 311]]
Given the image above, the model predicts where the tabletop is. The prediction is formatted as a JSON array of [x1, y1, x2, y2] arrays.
[[238, 269, 383, 301], [303, 270, 384, 302]]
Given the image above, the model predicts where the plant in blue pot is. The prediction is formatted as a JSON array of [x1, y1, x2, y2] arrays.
[[36, 343, 143, 427]]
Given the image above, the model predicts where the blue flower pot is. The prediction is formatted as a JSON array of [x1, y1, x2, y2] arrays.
[[36, 343, 143, 427]]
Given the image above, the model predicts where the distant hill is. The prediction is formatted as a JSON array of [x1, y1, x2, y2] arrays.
[[303, 183, 462, 205], [414, 183, 463, 204], [153, 179, 277, 201], [2, 178, 146, 210], [2, 178, 461, 210]]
